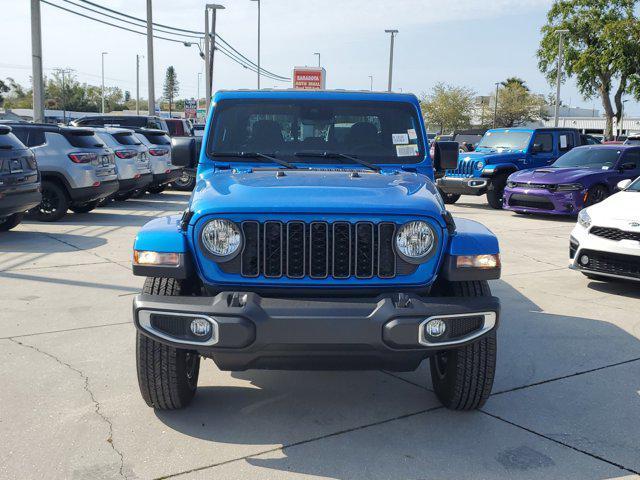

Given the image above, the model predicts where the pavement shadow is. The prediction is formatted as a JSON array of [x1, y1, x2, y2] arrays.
[[585, 278, 640, 298], [0, 231, 107, 253], [154, 279, 640, 478], [21, 212, 169, 228]]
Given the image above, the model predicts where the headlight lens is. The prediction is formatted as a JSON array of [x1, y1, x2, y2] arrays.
[[577, 209, 591, 229], [476, 161, 485, 170], [557, 183, 584, 191], [201, 219, 242, 257], [506, 181, 516, 188], [395, 221, 435, 260]]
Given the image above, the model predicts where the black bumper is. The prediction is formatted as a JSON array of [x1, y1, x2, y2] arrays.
[[0, 185, 41, 217], [69, 179, 119, 203], [437, 176, 488, 196], [133, 292, 500, 371], [118, 173, 152, 194], [151, 169, 182, 187]]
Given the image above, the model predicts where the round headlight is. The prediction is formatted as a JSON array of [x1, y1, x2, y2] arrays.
[[395, 221, 435, 261], [201, 219, 242, 258]]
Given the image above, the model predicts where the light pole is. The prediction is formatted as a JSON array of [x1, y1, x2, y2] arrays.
[[30, 0, 45, 123], [554, 29, 569, 127], [384, 29, 398, 92], [368, 75, 373, 91], [493, 82, 500, 128], [205, 4, 225, 112], [250, 0, 261, 89], [101, 51, 108, 113], [620, 99, 628, 139], [146, 0, 155, 115], [136, 54, 144, 115], [313, 52, 321, 67], [197, 72, 202, 110]]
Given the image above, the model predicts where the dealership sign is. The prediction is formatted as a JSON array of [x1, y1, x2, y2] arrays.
[[293, 67, 326, 90], [184, 99, 198, 119]]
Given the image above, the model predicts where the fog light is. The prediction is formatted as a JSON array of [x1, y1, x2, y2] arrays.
[[580, 255, 590, 266], [190, 318, 211, 337], [425, 319, 446, 338]]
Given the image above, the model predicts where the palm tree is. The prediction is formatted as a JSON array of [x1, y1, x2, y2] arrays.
[[500, 77, 529, 92]]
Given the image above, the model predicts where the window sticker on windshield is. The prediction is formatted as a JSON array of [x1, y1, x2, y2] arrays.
[[407, 129, 417, 140], [396, 145, 419, 157], [392, 133, 409, 145]]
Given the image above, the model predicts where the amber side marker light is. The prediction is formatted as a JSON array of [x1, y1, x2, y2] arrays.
[[133, 250, 180, 266], [456, 254, 501, 269]]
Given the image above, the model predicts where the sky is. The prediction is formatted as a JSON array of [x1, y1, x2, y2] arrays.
[[1, 0, 637, 115]]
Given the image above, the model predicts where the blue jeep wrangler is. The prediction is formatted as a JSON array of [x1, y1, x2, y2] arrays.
[[131, 90, 502, 411], [436, 127, 585, 208]]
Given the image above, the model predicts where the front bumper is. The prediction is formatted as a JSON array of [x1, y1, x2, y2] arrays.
[[133, 291, 500, 371], [504, 187, 584, 215], [437, 176, 488, 196], [151, 169, 183, 187]]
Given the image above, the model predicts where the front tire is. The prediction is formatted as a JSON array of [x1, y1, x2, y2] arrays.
[[31, 180, 69, 222], [430, 280, 497, 410], [486, 173, 509, 209], [438, 187, 460, 205], [584, 184, 608, 207], [136, 277, 200, 409], [147, 185, 166, 195], [0, 213, 24, 231]]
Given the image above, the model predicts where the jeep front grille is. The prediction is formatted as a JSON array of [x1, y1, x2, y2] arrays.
[[448, 158, 477, 176], [233, 221, 404, 280]]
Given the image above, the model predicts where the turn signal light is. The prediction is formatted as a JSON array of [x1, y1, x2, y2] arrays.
[[134, 250, 180, 266], [456, 254, 500, 269], [148, 148, 170, 156]]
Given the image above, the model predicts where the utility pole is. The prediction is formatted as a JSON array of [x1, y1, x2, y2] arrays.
[[135, 54, 143, 115], [30, 0, 45, 123], [146, 0, 156, 116], [53, 68, 72, 123], [101, 52, 108, 113], [314, 52, 321, 67], [493, 82, 500, 128], [251, 0, 261, 89], [368, 75, 373, 91], [620, 99, 628, 139], [385, 29, 398, 92], [554, 29, 569, 127], [205, 4, 225, 113], [197, 72, 201, 111]]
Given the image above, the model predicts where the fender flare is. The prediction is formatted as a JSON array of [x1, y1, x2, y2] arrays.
[[442, 217, 500, 281], [481, 163, 518, 178]]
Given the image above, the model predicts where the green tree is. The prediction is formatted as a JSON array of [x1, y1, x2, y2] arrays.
[[500, 77, 529, 92], [163, 66, 179, 115], [0, 79, 9, 106], [420, 83, 476, 133], [493, 82, 546, 127], [537, 0, 640, 138]]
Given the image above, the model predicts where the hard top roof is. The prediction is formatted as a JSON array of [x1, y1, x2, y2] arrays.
[[213, 89, 419, 104]]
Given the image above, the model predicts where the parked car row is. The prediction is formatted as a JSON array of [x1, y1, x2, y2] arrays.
[[0, 122, 182, 228]]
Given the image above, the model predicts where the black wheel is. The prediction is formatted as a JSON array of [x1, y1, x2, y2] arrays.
[[136, 277, 201, 410], [486, 174, 509, 209], [172, 169, 196, 191], [430, 280, 497, 410], [113, 191, 133, 201], [438, 188, 460, 205], [70, 200, 99, 214], [0, 213, 24, 232], [147, 185, 166, 195], [30, 181, 69, 222], [584, 184, 608, 207]]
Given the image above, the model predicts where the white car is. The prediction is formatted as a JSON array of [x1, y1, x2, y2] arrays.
[[570, 177, 640, 282]]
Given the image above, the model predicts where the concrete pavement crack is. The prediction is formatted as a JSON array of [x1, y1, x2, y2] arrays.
[[480, 410, 640, 475], [155, 405, 444, 479], [1, 321, 131, 340], [8, 338, 128, 480], [381, 370, 434, 392], [41, 232, 131, 271]]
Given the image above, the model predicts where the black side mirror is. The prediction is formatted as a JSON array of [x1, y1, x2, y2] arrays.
[[433, 141, 459, 171], [532, 143, 543, 153], [170, 137, 198, 167], [621, 162, 636, 171]]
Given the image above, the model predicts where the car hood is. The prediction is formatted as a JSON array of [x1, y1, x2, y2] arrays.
[[587, 191, 640, 225], [189, 168, 445, 223], [509, 167, 608, 184], [459, 150, 523, 164]]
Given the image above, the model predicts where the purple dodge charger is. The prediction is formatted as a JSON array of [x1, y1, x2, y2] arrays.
[[503, 145, 640, 215]]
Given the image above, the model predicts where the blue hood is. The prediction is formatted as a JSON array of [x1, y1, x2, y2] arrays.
[[459, 150, 524, 165], [189, 168, 445, 222]]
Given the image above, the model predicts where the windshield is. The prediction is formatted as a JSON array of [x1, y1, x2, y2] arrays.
[[477, 130, 532, 150], [624, 138, 640, 146], [552, 148, 620, 169], [206, 99, 424, 164], [626, 177, 640, 191]]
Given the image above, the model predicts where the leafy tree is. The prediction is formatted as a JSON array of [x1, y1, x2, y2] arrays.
[[493, 81, 546, 127], [420, 83, 476, 133], [537, 0, 640, 138], [163, 66, 179, 115], [500, 77, 529, 92], [0, 79, 9, 106]]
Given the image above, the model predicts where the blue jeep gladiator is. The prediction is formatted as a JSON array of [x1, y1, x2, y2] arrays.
[[131, 90, 502, 411], [436, 127, 586, 208]]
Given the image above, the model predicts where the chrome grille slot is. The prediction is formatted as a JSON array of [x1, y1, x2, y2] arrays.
[[309, 222, 329, 278], [263, 221, 283, 278]]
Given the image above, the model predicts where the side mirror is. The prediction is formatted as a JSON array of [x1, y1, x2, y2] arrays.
[[432, 141, 459, 171], [617, 179, 632, 191], [170, 137, 198, 167], [531, 143, 543, 153], [620, 162, 636, 171]]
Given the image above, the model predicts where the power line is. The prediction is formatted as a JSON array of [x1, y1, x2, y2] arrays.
[[41, 0, 290, 82], [75, 0, 290, 80]]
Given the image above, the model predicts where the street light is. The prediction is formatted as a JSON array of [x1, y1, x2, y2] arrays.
[[493, 82, 500, 128], [368, 75, 373, 91], [384, 29, 398, 92], [554, 29, 569, 127], [250, 0, 261, 89], [101, 51, 108, 113], [313, 52, 321, 67]]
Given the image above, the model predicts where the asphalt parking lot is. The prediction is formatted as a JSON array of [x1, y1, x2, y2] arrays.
[[1, 192, 639, 480]]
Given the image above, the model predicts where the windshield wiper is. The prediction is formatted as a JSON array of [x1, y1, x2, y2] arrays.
[[294, 151, 381, 172], [211, 151, 297, 169]]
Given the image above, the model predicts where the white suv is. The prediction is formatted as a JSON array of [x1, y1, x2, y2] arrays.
[[570, 176, 640, 282]]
